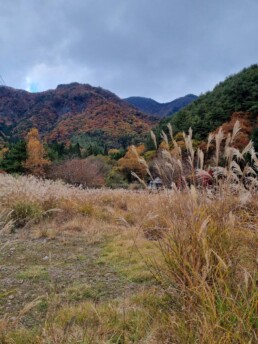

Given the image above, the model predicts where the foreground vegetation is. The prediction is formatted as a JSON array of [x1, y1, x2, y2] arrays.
[[0, 120, 258, 343], [0, 173, 257, 343]]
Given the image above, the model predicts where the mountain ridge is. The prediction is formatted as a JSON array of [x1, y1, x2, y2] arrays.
[[0, 83, 158, 148], [124, 94, 197, 117]]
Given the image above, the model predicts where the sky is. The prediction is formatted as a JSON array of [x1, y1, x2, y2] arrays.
[[0, 0, 258, 102]]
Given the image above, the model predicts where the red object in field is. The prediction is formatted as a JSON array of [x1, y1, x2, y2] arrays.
[[201, 169, 213, 187]]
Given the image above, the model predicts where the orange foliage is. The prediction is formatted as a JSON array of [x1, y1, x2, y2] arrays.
[[24, 128, 50, 176], [118, 144, 146, 179], [218, 112, 254, 149], [0, 83, 157, 145]]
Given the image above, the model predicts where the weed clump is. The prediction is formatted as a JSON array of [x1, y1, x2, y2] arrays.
[[77, 202, 94, 217], [10, 201, 43, 228]]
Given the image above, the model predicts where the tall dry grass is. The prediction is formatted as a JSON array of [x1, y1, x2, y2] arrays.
[[146, 190, 258, 343], [0, 122, 257, 343], [130, 122, 258, 342], [0, 174, 257, 343], [143, 121, 258, 193]]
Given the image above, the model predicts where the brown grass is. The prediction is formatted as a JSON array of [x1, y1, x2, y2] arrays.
[[0, 173, 257, 343], [0, 122, 257, 343]]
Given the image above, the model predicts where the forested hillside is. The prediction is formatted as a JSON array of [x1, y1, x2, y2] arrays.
[[0, 83, 157, 148], [157, 65, 258, 140]]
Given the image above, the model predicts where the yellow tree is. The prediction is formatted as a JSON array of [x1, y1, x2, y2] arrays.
[[118, 144, 146, 180], [0, 147, 9, 159], [24, 128, 50, 176]]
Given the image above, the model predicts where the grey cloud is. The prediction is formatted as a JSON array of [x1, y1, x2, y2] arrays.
[[0, 0, 258, 101]]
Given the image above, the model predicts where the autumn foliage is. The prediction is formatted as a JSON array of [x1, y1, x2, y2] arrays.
[[24, 128, 50, 176], [0, 83, 156, 147], [118, 144, 146, 180], [218, 112, 256, 149]]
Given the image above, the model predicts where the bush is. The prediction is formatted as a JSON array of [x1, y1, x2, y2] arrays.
[[47, 156, 111, 188], [105, 167, 128, 188]]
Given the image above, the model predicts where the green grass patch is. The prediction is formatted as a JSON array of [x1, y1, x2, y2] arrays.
[[0, 328, 41, 344], [99, 232, 160, 283], [17, 265, 49, 281], [65, 282, 107, 302]]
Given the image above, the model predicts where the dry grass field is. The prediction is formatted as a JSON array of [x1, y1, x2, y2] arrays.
[[0, 174, 257, 343]]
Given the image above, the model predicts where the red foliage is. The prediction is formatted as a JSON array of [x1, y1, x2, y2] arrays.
[[217, 112, 255, 149], [0, 84, 157, 144]]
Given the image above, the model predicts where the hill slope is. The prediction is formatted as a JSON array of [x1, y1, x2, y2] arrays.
[[124, 94, 197, 117], [0, 83, 157, 147], [158, 65, 258, 140]]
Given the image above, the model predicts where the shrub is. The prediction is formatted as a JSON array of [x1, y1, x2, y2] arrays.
[[47, 156, 110, 188], [105, 167, 128, 188], [10, 201, 43, 228]]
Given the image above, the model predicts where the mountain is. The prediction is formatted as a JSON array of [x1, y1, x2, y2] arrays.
[[158, 65, 258, 140], [0, 83, 158, 147], [124, 94, 197, 117]]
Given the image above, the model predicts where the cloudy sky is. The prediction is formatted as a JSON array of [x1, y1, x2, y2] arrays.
[[0, 0, 258, 102]]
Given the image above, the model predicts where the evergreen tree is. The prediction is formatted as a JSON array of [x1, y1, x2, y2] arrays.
[[157, 64, 258, 140], [68, 142, 82, 158], [251, 127, 258, 153], [0, 140, 27, 173], [47, 142, 67, 161]]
